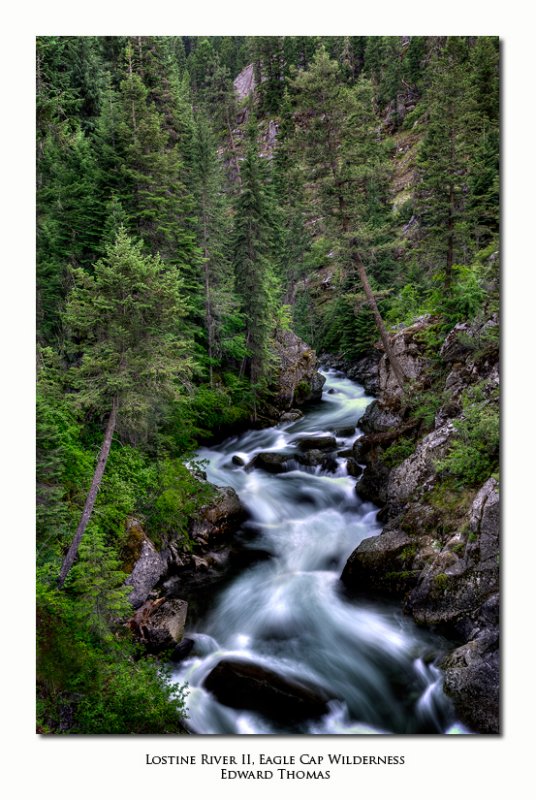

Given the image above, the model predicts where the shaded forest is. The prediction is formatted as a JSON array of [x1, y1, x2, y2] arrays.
[[36, 35, 499, 733]]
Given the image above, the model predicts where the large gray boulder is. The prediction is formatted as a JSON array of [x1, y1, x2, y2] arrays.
[[440, 629, 500, 734], [126, 535, 167, 610], [293, 434, 337, 451], [405, 478, 500, 634], [346, 350, 382, 395], [386, 422, 454, 505], [466, 477, 500, 574], [358, 401, 404, 434], [271, 329, 325, 411], [246, 451, 296, 473], [341, 528, 420, 598], [377, 316, 432, 400]]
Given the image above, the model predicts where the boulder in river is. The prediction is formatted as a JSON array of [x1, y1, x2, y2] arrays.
[[341, 528, 421, 598], [246, 451, 295, 473], [279, 409, 304, 423], [170, 637, 196, 663], [346, 457, 363, 478], [333, 426, 356, 438], [203, 659, 332, 724], [295, 449, 338, 473], [293, 434, 337, 451]]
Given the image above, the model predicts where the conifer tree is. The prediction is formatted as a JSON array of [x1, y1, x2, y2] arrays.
[[251, 36, 286, 114], [272, 90, 310, 304], [191, 111, 243, 383], [58, 228, 192, 587], [232, 114, 279, 396], [291, 48, 405, 385], [415, 37, 477, 287], [37, 126, 102, 341]]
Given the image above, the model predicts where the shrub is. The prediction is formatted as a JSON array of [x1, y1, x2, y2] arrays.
[[437, 385, 499, 487], [381, 437, 416, 468]]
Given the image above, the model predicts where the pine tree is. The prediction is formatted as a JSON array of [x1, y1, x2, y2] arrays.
[[466, 37, 500, 248], [290, 48, 404, 384], [232, 114, 280, 396], [251, 36, 286, 115], [58, 228, 192, 586], [415, 37, 478, 286], [272, 90, 310, 305], [37, 126, 103, 341], [191, 111, 244, 382]]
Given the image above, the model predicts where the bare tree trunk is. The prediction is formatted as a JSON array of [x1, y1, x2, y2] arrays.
[[58, 398, 119, 588], [225, 107, 242, 188], [446, 182, 455, 289], [351, 249, 406, 390], [201, 204, 214, 387]]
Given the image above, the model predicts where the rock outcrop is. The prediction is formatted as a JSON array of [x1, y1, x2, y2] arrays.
[[189, 486, 246, 546], [125, 528, 167, 610], [128, 597, 188, 654], [233, 63, 256, 102], [270, 328, 325, 415], [124, 485, 248, 649], [378, 316, 433, 399], [341, 315, 500, 733]]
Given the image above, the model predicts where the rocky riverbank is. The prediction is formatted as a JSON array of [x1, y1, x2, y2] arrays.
[[340, 314, 500, 733], [124, 329, 326, 656]]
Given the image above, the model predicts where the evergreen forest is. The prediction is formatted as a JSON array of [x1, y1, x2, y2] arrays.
[[36, 35, 500, 734]]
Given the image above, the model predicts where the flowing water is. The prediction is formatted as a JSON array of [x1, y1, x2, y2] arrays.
[[172, 370, 469, 734]]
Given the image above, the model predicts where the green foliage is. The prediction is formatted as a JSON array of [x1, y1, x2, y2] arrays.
[[36, 578, 187, 734], [381, 437, 416, 468], [407, 388, 444, 430], [437, 385, 499, 487], [433, 572, 449, 592], [36, 35, 500, 733], [386, 283, 425, 326], [429, 264, 487, 327], [64, 227, 193, 429], [144, 457, 214, 548], [232, 113, 281, 391], [190, 383, 251, 435], [67, 528, 132, 637]]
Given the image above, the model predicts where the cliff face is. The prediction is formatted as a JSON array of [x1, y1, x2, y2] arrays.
[[341, 315, 500, 734]]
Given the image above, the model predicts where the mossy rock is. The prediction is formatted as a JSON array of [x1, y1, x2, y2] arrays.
[[121, 518, 147, 574]]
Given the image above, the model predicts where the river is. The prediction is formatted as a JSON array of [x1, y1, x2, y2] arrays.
[[171, 369, 470, 734]]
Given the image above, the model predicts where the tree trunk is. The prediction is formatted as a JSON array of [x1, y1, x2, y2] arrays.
[[446, 182, 455, 289], [351, 250, 407, 390], [201, 203, 214, 387], [225, 107, 242, 188], [58, 398, 119, 588]]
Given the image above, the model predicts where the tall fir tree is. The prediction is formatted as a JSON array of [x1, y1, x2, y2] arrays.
[[232, 113, 280, 398], [415, 37, 478, 286], [191, 111, 244, 383], [290, 47, 404, 383], [58, 228, 193, 586]]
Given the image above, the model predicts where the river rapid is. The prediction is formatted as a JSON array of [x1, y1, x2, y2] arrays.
[[172, 370, 469, 734]]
